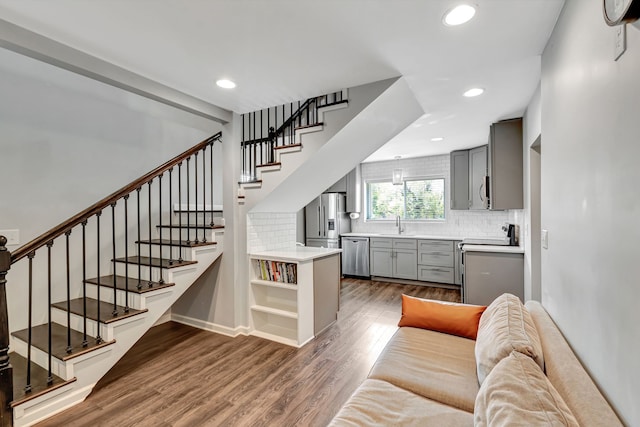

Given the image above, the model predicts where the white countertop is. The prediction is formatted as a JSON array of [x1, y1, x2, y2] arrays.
[[341, 232, 464, 241], [461, 244, 524, 254], [249, 247, 342, 262]]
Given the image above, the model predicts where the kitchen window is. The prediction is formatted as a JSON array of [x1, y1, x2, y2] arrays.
[[366, 178, 445, 220]]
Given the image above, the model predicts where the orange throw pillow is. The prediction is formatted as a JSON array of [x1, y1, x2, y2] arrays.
[[398, 294, 487, 340]]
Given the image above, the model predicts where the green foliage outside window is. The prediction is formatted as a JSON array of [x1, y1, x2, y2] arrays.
[[367, 178, 445, 220]]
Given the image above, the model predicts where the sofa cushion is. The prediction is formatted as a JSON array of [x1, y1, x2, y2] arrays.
[[368, 327, 478, 412], [475, 293, 544, 384], [474, 351, 579, 427], [398, 294, 487, 340], [526, 301, 624, 427], [329, 379, 474, 427]]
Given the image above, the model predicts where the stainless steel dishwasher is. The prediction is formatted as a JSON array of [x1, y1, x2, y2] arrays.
[[341, 237, 370, 278]]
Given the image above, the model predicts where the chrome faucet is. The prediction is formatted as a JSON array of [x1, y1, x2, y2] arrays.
[[396, 215, 404, 234]]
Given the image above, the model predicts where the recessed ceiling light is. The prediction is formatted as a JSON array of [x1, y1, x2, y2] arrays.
[[431, 137, 444, 142], [463, 87, 484, 97], [216, 79, 236, 89], [443, 4, 476, 26]]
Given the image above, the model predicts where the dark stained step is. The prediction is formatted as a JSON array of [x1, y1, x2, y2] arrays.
[[237, 179, 263, 185], [11, 323, 115, 362], [51, 298, 147, 324], [295, 121, 323, 131], [137, 238, 217, 248], [85, 275, 175, 293], [113, 256, 197, 269], [156, 224, 224, 230], [10, 352, 76, 407], [273, 143, 302, 150], [256, 162, 282, 168]]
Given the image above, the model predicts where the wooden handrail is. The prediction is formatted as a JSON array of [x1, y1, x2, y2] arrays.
[[10, 132, 222, 264]]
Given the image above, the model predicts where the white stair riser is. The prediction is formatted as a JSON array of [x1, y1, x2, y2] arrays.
[[160, 227, 219, 242], [134, 243, 199, 262], [85, 283, 145, 309]]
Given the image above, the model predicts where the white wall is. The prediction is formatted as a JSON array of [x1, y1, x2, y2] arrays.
[[352, 155, 515, 238], [0, 47, 222, 333], [541, 1, 640, 424]]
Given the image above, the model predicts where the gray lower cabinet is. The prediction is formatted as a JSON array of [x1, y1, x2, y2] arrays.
[[417, 239, 455, 284], [370, 237, 417, 280], [463, 251, 524, 305]]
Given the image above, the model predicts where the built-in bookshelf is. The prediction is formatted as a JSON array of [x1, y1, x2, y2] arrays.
[[254, 259, 297, 284]]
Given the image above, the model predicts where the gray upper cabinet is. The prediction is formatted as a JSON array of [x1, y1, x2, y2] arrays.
[[450, 117, 523, 210], [450, 150, 469, 210], [489, 118, 523, 210], [469, 145, 488, 210], [345, 165, 361, 213]]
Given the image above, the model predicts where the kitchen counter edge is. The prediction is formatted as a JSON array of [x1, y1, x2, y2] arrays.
[[249, 247, 342, 262]]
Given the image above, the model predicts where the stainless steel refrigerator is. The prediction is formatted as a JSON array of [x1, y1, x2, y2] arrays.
[[305, 193, 350, 248]]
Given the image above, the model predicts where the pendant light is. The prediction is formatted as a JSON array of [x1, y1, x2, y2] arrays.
[[392, 156, 403, 185]]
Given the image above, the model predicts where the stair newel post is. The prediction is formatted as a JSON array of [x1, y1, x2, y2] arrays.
[[0, 236, 14, 425], [46, 240, 53, 384], [186, 158, 191, 245], [95, 211, 102, 345], [25, 251, 34, 393], [147, 180, 153, 288], [123, 195, 130, 312], [81, 220, 88, 347], [202, 146, 207, 243], [65, 230, 72, 354], [110, 202, 118, 317], [194, 152, 199, 244], [209, 142, 214, 227], [136, 187, 142, 290], [177, 162, 184, 263], [158, 174, 165, 285], [168, 168, 174, 265]]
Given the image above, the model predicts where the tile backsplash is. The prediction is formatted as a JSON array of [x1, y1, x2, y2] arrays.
[[351, 155, 523, 240], [247, 212, 296, 252]]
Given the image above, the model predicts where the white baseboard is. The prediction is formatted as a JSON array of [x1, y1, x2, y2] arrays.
[[171, 313, 250, 338]]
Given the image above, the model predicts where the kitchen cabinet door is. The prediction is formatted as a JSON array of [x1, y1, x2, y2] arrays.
[[489, 118, 523, 210], [305, 197, 322, 238], [450, 150, 469, 210], [469, 145, 488, 210], [345, 166, 361, 214], [393, 249, 418, 280], [464, 251, 524, 305], [370, 247, 393, 277]]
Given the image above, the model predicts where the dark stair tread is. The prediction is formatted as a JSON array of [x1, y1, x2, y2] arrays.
[[156, 224, 224, 230], [85, 275, 175, 293], [237, 179, 263, 185], [273, 143, 302, 150], [256, 162, 282, 168], [51, 298, 147, 324], [10, 352, 76, 407], [11, 323, 115, 362], [137, 238, 217, 248], [295, 121, 323, 130], [113, 256, 197, 269]]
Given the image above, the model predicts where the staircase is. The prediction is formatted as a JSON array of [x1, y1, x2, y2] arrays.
[[0, 133, 224, 427]]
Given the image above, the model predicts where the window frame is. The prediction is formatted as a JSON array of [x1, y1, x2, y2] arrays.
[[365, 175, 446, 222]]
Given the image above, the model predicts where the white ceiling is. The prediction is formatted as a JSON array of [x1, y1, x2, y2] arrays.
[[0, 0, 564, 162]]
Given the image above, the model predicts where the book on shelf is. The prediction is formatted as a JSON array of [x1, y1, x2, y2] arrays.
[[256, 259, 297, 284]]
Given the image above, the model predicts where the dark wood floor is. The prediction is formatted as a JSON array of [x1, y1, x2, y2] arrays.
[[36, 278, 460, 427]]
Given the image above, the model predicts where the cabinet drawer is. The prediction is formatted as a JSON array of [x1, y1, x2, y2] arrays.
[[393, 238, 417, 250], [418, 251, 454, 267], [418, 266, 454, 284], [418, 239, 453, 252], [370, 237, 392, 248]]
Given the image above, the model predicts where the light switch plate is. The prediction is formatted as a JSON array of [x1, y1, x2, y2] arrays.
[[615, 24, 626, 61], [0, 229, 20, 245], [542, 229, 548, 249]]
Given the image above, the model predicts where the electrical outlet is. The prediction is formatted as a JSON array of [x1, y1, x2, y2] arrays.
[[542, 229, 548, 249], [0, 229, 20, 245]]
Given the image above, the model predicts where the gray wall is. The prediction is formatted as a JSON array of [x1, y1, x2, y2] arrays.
[[540, 1, 640, 424]]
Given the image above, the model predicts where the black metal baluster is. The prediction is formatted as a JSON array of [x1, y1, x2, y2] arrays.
[[148, 180, 153, 287], [123, 195, 130, 312], [46, 241, 53, 384], [202, 145, 207, 242], [136, 187, 142, 290], [111, 202, 118, 316], [210, 141, 214, 227], [194, 153, 199, 244], [158, 174, 165, 284], [168, 168, 174, 265], [25, 251, 35, 393], [65, 230, 72, 353], [178, 162, 184, 263], [186, 158, 191, 244], [96, 211, 102, 344], [82, 220, 88, 347]]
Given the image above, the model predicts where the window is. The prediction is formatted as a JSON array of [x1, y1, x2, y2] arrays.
[[366, 178, 445, 220]]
